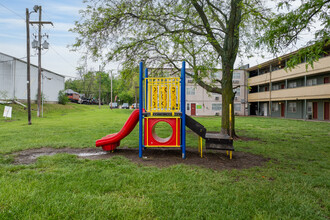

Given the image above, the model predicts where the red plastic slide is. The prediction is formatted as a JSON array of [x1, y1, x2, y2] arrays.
[[96, 109, 140, 151]]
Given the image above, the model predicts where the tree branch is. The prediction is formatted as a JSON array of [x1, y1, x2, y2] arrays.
[[191, 0, 224, 54], [206, 0, 227, 32], [206, 0, 228, 22]]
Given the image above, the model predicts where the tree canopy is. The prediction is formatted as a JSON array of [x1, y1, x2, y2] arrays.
[[72, 0, 271, 134], [257, 0, 330, 68]]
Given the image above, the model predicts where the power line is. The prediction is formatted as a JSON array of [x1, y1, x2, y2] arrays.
[[49, 44, 77, 69], [0, 2, 25, 20], [0, 2, 38, 32]]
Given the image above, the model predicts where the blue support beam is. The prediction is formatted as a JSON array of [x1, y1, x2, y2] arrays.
[[139, 61, 144, 158], [181, 61, 186, 159]]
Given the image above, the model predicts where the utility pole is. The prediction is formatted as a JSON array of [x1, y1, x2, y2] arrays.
[[37, 7, 42, 117], [29, 5, 52, 117], [84, 53, 87, 97], [99, 65, 101, 109], [110, 71, 113, 110], [26, 8, 32, 125]]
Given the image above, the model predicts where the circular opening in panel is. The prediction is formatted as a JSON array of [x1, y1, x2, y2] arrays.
[[151, 121, 173, 143]]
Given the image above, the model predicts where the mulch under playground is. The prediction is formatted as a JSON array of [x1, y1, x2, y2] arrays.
[[12, 145, 269, 171]]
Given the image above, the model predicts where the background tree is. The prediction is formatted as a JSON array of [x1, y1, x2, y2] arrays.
[[258, 0, 330, 68], [117, 67, 140, 104], [71, 0, 270, 135], [65, 69, 136, 104]]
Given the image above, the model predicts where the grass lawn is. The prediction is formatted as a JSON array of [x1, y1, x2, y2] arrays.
[[0, 103, 329, 219]]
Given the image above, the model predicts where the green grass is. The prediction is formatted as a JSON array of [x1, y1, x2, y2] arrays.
[[0, 103, 329, 219]]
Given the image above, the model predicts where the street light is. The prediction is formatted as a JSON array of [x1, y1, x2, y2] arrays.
[[33, 5, 39, 13]]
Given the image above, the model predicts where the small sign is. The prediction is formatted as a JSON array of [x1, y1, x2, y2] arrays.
[[3, 106, 12, 119], [197, 105, 202, 109]]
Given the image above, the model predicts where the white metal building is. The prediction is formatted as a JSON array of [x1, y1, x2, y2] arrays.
[[0, 52, 65, 103]]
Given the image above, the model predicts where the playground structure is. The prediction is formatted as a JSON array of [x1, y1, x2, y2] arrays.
[[96, 61, 234, 159]]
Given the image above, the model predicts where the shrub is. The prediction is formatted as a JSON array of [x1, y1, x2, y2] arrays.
[[58, 90, 69, 105], [35, 92, 47, 104]]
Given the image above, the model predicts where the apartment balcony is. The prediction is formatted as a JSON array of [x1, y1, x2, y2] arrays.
[[248, 56, 330, 86], [248, 83, 330, 102]]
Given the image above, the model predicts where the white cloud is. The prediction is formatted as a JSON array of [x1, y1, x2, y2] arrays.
[[0, 18, 25, 27], [45, 3, 82, 16], [52, 22, 75, 32], [0, 41, 116, 79], [0, 33, 25, 40]]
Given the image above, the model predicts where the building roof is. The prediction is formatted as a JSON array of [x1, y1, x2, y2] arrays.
[[247, 50, 299, 72], [0, 52, 65, 78], [247, 41, 330, 72], [64, 89, 79, 94]]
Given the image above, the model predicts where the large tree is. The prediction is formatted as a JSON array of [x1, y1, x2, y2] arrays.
[[71, 0, 269, 135]]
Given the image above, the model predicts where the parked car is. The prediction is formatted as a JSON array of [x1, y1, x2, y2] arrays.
[[131, 103, 139, 109], [122, 103, 129, 109], [90, 98, 103, 105], [109, 102, 118, 109], [79, 97, 91, 105]]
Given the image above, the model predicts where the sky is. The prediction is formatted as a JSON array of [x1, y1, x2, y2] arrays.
[[0, 0, 109, 79], [0, 0, 316, 79]]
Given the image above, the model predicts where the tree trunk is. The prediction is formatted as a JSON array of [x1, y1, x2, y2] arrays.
[[221, 63, 234, 135], [220, 0, 242, 136]]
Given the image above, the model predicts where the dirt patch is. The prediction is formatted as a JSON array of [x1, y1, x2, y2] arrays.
[[234, 135, 262, 142], [12, 147, 269, 171]]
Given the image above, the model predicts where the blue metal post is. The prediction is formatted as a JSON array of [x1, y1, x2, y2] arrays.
[[181, 61, 186, 159], [145, 68, 148, 110], [139, 61, 143, 158]]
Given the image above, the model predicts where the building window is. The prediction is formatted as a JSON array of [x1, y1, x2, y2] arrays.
[[272, 84, 279, 91], [272, 102, 279, 112], [234, 103, 241, 111], [272, 66, 279, 71], [307, 78, 317, 86], [234, 88, 240, 97], [187, 103, 190, 110], [212, 103, 222, 111], [186, 87, 195, 95], [307, 102, 312, 113], [288, 102, 297, 113], [214, 71, 221, 79], [215, 96, 220, 101], [324, 77, 329, 84], [233, 72, 240, 79], [288, 81, 297, 88]]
